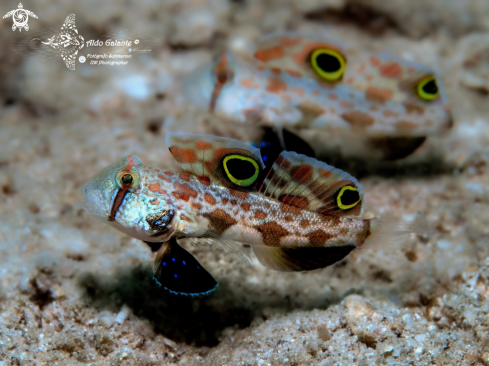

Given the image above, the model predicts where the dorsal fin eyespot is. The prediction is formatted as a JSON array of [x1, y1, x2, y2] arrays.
[[166, 133, 363, 216], [260, 151, 363, 217], [166, 133, 265, 192], [254, 32, 448, 108]]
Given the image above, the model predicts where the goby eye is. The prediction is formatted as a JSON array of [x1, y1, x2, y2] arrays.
[[121, 173, 133, 186], [117, 171, 139, 190]]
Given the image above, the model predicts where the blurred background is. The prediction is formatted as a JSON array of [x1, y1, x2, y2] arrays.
[[1, 0, 489, 364]]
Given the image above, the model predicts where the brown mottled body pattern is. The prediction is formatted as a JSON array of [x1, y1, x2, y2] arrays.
[[139, 167, 370, 248]]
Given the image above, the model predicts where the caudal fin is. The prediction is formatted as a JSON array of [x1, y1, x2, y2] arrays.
[[361, 214, 431, 252]]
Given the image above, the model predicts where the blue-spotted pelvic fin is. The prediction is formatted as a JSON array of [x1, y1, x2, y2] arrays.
[[259, 151, 364, 217], [152, 238, 218, 296], [166, 132, 266, 192]]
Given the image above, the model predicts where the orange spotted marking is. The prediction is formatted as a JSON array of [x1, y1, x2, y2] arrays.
[[150, 199, 160, 205], [328, 93, 339, 101], [243, 106, 263, 119], [290, 165, 313, 182], [307, 230, 332, 246], [270, 67, 282, 75], [126, 155, 136, 169], [170, 147, 198, 163], [254, 210, 267, 220], [286, 69, 302, 78], [179, 173, 190, 181], [241, 203, 251, 211], [383, 110, 394, 118], [196, 141, 213, 150], [240, 78, 254, 88], [340, 101, 355, 109], [396, 120, 418, 132], [265, 77, 288, 94], [255, 46, 285, 62], [164, 171, 174, 176], [318, 168, 332, 178], [380, 62, 402, 78], [253, 222, 289, 246], [369, 56, 381, 67], [198, 176, 211, 186], [341, 111, 375, 128], [204, 193, 216, 205], [281, 198, 307, 211], [281, 37, 301, 46], [292, 42, 344, 69], [290, 86, 305, 97], [229, 189, 248, 200], [157, 174, 171, 183], [202, 209, 237, 235], [365, 87, 393, 104], [403, 102, 425, 115], [172, 182, 198, 202], [148, 183, 167, 194]]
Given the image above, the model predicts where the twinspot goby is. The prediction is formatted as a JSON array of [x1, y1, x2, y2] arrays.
[[83, 133, 420, 295], [183, 32, 453, 159]]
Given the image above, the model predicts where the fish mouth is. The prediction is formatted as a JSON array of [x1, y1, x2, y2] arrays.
[[80, 183, 113, 220]]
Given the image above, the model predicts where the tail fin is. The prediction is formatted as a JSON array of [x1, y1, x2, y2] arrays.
[[360, 214, 431, 252]]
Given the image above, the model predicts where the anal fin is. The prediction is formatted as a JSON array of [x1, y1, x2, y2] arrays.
[[153, 238, 218, 296], [367, 136, 426, 160], [252, 245, 355, 272]]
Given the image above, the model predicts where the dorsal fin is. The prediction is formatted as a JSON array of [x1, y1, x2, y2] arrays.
[[259, 151, 363, 217], [166, 132, 265, 191], [254, 32, 448, 107], [254, 31, 348, 79]]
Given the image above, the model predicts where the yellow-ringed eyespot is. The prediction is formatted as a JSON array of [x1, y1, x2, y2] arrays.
[[223, 155, 260, 187], [416, 75, 439, 101], [337, 186, 361, 210], [310, 48, 347, 82]]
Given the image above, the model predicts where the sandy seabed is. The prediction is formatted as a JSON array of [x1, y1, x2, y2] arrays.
[[1, 0, 489, 365]]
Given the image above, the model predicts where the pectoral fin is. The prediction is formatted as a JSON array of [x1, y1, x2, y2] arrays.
[[252, 245, 355, 271], [153, 238, 218, 296]]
